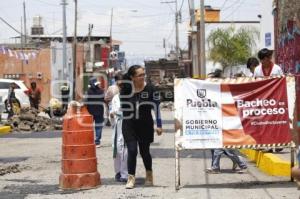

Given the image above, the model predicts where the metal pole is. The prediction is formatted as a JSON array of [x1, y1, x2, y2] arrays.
[[23, 1, 27, 44], [109, 8, 114, 69], [175, 148, 180, 190], [110, 8, 113, 45], [20, 17, 24, 73], [188, 0, 199, 77], [163, 38, 167, 58], [200, 0, 206, 78], [175, 0, 180, 64], [291, 146, 295, 182], [88, 24, 92, 62], [72, 0, 77, 100], [61, 0, 68, 81], [160, 1, 179, 63]]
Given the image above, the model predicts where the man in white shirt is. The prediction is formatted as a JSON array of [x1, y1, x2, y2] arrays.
[[253, 48, 284, 77], [253, 48, 284, 153]]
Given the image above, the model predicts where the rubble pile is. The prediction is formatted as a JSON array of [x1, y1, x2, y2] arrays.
[[0, 164, 21, 176], [5, 108, 63, 132], [156, 76, 174, 87]]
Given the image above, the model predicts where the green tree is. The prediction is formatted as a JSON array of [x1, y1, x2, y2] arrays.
[[207, 26, 259, 71]]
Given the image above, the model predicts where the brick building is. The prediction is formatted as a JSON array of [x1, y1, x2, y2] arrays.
[[0, 35, 117, 107]]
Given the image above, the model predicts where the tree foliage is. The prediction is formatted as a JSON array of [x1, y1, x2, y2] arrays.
[[207, 26, 259, 69]]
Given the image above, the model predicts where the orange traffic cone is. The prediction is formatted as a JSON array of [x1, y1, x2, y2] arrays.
[[59, 102, 101, 189]]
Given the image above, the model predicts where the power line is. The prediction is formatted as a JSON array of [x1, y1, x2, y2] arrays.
[[165, 24, 176, 42], [0, 17, 23, 36], [220, 0, 229, 10], [31, 0, 60, 7], [179, 0, 185, 12], [223, 0, 246, 21], [222, 0, 241, 12]]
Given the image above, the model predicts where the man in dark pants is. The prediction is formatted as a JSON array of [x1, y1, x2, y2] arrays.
[[86, 77, 105, 148], [7, 83, 17, 119], [60, 83, 70, 112]]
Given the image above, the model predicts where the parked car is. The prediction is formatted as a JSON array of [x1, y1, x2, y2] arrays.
[[0, 79, 30, 113]]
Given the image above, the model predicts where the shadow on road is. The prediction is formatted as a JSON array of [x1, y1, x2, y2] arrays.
[[1, 131, 62, 139], [0, 178, 168, 198], [0, 157, 29, 163], [101, 177, 167, 188], [182, 180, 295, 189], [0, 184, 83, 198], [151, 148, 207, 159]]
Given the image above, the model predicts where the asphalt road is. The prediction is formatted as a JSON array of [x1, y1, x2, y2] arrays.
[[0, 110, 299, 199]]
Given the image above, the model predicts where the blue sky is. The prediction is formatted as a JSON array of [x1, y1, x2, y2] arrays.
[[0, 0, 260, 64]]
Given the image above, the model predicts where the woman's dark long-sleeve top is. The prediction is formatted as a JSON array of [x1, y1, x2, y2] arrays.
[[120, 83, 162, 143], [86, 81, 105, 123]]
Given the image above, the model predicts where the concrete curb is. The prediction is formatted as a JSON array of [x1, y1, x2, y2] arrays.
[[240, 149, 291, 177], [0, 126, 12, 135]]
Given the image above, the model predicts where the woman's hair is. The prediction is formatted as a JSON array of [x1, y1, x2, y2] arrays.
[[246, 57, 259, 69], [125, 65, 143, 80], [120, 65, 143, 97]]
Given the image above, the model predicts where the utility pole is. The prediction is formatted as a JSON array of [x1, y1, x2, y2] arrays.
[[161, 1, 180, 65], [188, 0, 199, 77], [109, 8, 114, 69], [23, 0, 27, 44], [72, 0, 77, 100], [199, 0, 206, 78], [110, 8, 113, 45], [61, 0, 68, 81], [20, 17, 24, 73], [175, 0, 180, 63], [87, 24, 93, 63], [163, 38, 167, 58]]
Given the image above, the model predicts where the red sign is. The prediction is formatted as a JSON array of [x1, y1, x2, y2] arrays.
[[228, 77, 291, 144]]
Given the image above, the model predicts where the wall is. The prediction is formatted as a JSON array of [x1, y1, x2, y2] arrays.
[[0, 48, 51, 107], [50, 41, 73, 99], [274, 2, 300, 143], [260, 0, 275, 50]]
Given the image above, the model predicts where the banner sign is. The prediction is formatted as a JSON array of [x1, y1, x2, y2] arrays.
[[182, 79, 223, 148], [0, 45, 39, 62], [175, 77, 293, 149]]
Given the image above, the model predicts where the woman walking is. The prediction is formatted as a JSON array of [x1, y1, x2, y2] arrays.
[[110, 74, 128, 182], [120, 65, 163, 189]]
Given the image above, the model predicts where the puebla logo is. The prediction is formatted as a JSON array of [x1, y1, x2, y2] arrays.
[[197, 89, 206, 98]]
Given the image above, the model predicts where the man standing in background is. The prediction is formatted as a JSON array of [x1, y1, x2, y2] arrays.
[[28, 82, 41, 110]]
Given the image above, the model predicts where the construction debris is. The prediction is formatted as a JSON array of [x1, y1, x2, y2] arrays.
[[0, 164, 21, 176], [161, 102, 174, 111], [4, 108, 63, 132]]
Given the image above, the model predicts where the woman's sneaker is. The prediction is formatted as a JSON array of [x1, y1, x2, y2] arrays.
[[236, 167, 247, 174], [115, 172, 121, 181], [205, 168, 220, 174]]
